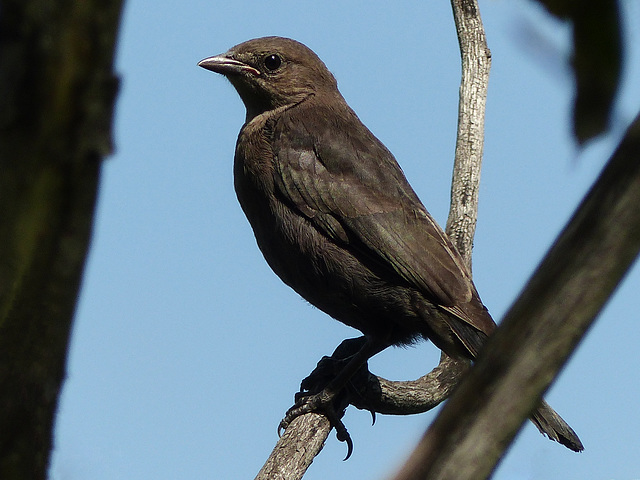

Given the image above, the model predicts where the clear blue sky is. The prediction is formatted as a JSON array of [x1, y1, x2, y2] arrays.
[[49, 1, 640, 479]]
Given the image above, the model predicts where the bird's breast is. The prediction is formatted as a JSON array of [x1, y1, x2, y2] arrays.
[[233, 119, 298, 265]]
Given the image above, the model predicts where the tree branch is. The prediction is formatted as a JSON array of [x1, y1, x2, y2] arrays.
[[446, 0, 491, 271], [391, 109, 640, 480], [0, 2, 123, 478]]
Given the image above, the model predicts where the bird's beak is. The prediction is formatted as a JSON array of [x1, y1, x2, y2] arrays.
[[198, 54, 260, 76]]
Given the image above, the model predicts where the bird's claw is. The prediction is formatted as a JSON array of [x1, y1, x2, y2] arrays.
[[335, 419, 354, 461], [277, 390, 354, 460]]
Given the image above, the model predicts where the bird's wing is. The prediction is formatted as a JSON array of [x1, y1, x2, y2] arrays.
[[270, 102, 473, 308]]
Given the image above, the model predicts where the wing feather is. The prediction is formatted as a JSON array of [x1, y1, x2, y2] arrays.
[[272, 102, 473, 308]]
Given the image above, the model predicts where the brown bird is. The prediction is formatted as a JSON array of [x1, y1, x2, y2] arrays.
[[198, 36, 583, 454]]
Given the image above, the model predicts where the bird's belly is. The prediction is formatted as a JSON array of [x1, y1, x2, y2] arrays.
[[235, 178, 424, 345]]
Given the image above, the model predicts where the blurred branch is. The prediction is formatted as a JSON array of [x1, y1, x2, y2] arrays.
[[392, 110, 640, 480], [255, 0, 490, 478], [0, 1, 123, 478]]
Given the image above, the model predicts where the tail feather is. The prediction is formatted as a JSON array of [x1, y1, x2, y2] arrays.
[[530, 399, 584, 452]]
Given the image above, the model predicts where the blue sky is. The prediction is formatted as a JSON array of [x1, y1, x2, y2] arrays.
[[50, 1, 640, 479]]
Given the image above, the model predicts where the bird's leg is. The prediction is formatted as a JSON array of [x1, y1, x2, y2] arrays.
[[279, 337, 385, 459], [297, 336, 369, 396]]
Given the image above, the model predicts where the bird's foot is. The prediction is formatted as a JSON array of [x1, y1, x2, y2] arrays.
[[298, 337, 369, 395], [277, 337, 378, 460], [278, 387, 354, 460], [299, 355, 351, 393]]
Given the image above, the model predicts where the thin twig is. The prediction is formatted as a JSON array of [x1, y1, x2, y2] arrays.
[[445, 0, 491, 270]]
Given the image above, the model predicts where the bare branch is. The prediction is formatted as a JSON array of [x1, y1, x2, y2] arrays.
[[391, 110, 640, 480], [255, 415, 332, 480], [350, 353, 468, 416], [256, 348, 469, 480], [446, 0, 491, 270], [0, 2, 122, 478]]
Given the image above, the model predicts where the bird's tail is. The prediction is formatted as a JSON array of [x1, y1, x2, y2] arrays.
[[530, 399, 584, 452]]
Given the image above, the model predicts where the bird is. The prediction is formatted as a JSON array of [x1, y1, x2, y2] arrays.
[[198, 36, 583, 454]]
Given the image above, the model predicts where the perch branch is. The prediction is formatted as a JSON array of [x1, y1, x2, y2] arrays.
[[392, 110, 640, 480]]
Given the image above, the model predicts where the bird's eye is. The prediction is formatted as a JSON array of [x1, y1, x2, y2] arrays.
[[264, 54, 282, 71]]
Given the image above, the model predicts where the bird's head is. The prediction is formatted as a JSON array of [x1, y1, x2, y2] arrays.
[[199, 36, 338, 120]]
